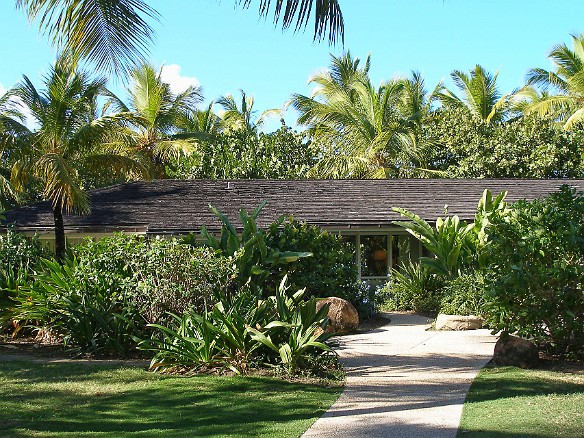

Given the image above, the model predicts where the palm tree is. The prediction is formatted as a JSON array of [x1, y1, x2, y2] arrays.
[[523, 34, 584, 129], [176, 102, 223, 136], [105, 63, 204, 177], [16, 0, 344, 74], [439, 64, 508, 123], [398, 71, 442, 126], [396, 71, 445, 174], [291, 52, 425, 178], [0, 93, 24, 208], [1, 56, 144, 260], [217, 90, 279, 134]]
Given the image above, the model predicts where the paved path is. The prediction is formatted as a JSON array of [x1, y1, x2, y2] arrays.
[[303, 313, 496, 438]]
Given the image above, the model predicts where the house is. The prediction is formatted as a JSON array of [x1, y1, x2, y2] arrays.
[[3, 179, 584, 283]]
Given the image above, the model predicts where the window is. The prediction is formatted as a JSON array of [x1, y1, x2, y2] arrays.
[[338, 231, 421, 284]]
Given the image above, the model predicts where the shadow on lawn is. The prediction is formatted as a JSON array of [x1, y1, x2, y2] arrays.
[[0, 361, 338, 437], [464, 366, 584, 403]]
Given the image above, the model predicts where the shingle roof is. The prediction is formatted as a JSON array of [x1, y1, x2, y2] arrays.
[[3, 179, 584, 233]]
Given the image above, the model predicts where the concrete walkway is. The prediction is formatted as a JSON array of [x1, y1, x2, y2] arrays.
[[303, 313, 496, 438]]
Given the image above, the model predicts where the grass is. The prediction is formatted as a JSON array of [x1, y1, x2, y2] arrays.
[[0, 360, 342, 437], [458, 366, 584, 438]]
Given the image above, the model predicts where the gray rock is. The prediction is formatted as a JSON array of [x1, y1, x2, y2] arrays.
[[436, 314, 483, 330]]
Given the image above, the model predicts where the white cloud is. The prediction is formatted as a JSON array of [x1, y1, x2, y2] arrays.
[[160, 64, 200, 94], [0, 83, 6, 97]]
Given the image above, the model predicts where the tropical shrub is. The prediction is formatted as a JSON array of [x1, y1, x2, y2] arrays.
[[140, 291, 273, 374], [9, 233, 237, 355], [0, 229, 48, 324], [0, 228, 47, 274], [439, 272, 487, 317], [194, 202, 311, 295], [139, 277, 336, 375], [73, 234, 237, 323], [381, 261, 445, 314], [392, 208, 473, 278], [266, 218, 360, 301], [388, 190, 507, 316], [485, 186, 584, 357], [12, 257, 144, 354]]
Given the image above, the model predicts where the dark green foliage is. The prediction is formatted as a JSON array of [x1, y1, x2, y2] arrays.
[[13, 257, 144, 355], [424, 110, 584, 178], [8, 234, 237, 355], [139, 277, 336, 375], [266, 218, 360, 301], [381, 261, 445, 314], [168, 127, 317, 179], [0, 228, 47, 275], [196, 202, 312, 296], [73, 234, 237, 323], [0, 229, 48, 321], [485, 186, 584, 357], [439, 272, 487, 317]]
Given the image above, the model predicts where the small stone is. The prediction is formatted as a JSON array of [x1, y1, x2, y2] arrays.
[[436, 314, 483, 330], [316, 297, 359, 334], [492, 334, 540, 368]]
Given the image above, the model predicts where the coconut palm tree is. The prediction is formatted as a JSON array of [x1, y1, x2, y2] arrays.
[[176, 102, 223, 136], [439, 64, 508, 123], [105, 63, 204, 177], [2, 56, 145, 260], [217, 90, 280, 134], [0, 93, 24, 208], [523, 34, 584, 129], [292, 52, 427, 178], [398, 71, 443, 126], [16, 0, 344, 74]]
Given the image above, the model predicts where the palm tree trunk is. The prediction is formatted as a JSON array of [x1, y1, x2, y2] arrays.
[[53, 204, 66, 262]]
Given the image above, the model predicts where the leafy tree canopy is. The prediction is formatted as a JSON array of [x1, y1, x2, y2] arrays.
[[423, 109, 584, 178]]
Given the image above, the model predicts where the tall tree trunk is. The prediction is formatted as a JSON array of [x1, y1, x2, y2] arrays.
[[53, 204, 66, 263]]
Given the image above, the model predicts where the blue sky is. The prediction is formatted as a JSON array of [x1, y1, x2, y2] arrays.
[[1, 0, 584, 130]]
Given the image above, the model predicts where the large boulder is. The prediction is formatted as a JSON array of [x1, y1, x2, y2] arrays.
[[492, 334, 540, 368], [436, 314, 483, 331], [316, 297, 359, 333]]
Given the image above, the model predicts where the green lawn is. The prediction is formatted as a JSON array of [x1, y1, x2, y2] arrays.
[[0, 361, 341, 438], [458, 366, 584, 438]]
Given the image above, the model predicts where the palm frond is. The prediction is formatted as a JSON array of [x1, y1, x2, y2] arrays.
[[35, 153, 89, 214], [16, 0, 159, 75], [240, 0, 344, 44]]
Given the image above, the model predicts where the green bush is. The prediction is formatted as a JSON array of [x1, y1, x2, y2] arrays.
[[73, 234, 237, 323], [0, 229, 49, 325], [381, 261, 444, 315], [10, 234, 237, 355], [0, 228, 48, 273], [485, 186, 584, 357], [139, 277, 336, 375], [266, 218, 360, 301], [194, 203, 311, 297], [439, 272, 487, 317], [13, 257, 144, 354]]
